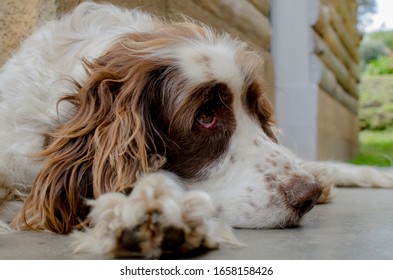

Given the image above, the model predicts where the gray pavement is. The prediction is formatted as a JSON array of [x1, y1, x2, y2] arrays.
[[1, 188, 393, 259]]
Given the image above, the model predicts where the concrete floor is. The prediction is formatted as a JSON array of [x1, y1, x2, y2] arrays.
[[1, 188, 393, 260]]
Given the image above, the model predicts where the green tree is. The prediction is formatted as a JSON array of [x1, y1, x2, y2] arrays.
[[360, 37, 386, 64], [368, 30, 393, 51], [357, 0, 377, 32]]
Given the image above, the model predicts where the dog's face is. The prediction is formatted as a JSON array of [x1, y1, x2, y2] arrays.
[[126, 26, 322, 228], [24, 21, 322, 233]]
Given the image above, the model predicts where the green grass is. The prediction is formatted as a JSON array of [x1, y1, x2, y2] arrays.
[[350, 74, 393, 166], [349, 128, 393, 167]]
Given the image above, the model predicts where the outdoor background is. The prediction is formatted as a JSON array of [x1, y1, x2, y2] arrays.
[[350, 0, 393, 166]]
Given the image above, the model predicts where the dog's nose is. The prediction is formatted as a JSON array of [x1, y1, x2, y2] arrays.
[[284, 178, 322, 216]]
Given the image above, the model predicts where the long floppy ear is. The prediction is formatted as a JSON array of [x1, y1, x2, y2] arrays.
[[245, 77, 277, 142], [12, 38, 169, 233]]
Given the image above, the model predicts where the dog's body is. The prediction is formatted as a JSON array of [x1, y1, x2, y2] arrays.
[[0, 3, 392, 258]]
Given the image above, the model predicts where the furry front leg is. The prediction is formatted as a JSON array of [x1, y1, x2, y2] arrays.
[[72, 172, 236, 258], [303, 161, 393, 204]]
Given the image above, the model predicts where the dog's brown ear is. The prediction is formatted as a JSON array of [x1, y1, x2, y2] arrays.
[[12, 43, 167, 233], [245, 79, 277, 143]]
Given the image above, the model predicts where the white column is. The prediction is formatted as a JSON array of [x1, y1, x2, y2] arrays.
[[271, 0, 322, 160]]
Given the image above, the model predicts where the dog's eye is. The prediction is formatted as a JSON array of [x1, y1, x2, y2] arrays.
[[196, 107, 217, 129]]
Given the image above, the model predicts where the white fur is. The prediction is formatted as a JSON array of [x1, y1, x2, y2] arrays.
[[0, 2, 392, 257], [177, 40, 245, 92], [303, 161, 393, 188], [72, 171, 237, 257]]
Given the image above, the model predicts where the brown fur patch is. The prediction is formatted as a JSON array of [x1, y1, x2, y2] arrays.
[[255, 164, 264, 173], [264, 173, 278, 191], [266, 157, 278, 167], [243, 80, 277, 142], [160, 82, 236, 180]]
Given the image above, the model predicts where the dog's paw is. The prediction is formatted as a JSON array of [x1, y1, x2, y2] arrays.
[[72, 172, 237, 258]]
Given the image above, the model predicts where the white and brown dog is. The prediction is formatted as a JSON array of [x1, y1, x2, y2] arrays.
[[0, 2, 392, 258]]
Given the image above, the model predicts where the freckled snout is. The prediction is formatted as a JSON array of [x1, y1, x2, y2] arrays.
[[283, 178, 323, 217]]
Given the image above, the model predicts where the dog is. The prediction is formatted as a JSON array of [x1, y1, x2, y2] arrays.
[[0, 2, 392, 258]]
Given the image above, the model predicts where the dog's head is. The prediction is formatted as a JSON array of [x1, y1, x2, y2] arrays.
[[20, 19, 322, 233]]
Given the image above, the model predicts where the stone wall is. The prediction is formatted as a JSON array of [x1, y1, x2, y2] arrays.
[[0, 0, 56, 66]]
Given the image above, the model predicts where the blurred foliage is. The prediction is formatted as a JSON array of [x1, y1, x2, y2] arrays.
[[363, 56, 393, 75], [359, 38, 387, 65], [357, 0, 377, 32], [357, 0, 377, 16], [359, 75, 393, 130], [368, 30, 393, 51], [353, 1, 393, 166], [359, 31, 393, 73]]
